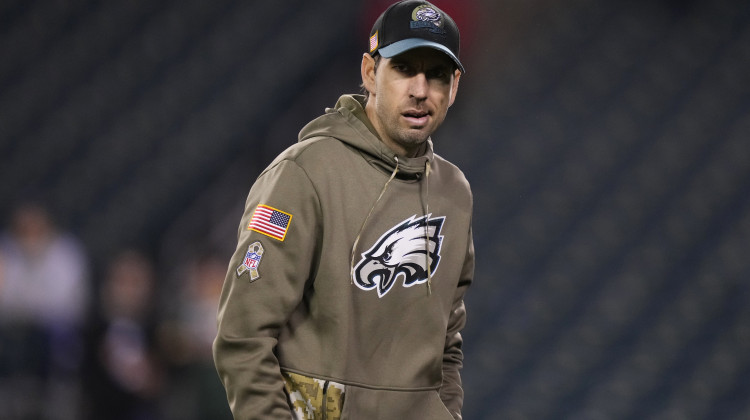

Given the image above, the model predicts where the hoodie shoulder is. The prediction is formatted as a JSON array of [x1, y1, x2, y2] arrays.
[[264, 136, 349, 173], [432, 152, 473, 200]]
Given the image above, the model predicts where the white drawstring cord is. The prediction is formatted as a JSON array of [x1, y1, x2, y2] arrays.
[[423, 160, 432, 295], [351, 156, 400, 283]]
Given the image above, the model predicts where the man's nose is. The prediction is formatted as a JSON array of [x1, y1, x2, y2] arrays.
[[409, 73, 429, 100]]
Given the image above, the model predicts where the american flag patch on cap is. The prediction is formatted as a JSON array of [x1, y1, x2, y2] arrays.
[[369, 31, 379, 53], [247, 204, 292, 241]]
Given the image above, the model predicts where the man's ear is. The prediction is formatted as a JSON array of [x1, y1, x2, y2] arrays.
[[361, 53, 377, 95], [448, 69, 461, 108]]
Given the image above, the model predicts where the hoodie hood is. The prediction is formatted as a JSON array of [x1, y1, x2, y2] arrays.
[[298, 94, 434, 179]]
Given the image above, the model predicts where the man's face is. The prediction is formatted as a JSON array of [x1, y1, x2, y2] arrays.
[[362, 47, 461, 157]]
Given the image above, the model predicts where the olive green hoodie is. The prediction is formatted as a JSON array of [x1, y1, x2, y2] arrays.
[[214, 95, 474, 419]]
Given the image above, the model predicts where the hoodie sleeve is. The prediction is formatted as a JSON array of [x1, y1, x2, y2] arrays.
[[440, 227, 474, 419], [213, 159, 320, 419]]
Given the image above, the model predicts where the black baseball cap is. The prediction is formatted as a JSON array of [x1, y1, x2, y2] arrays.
[[368, 0, 465, 74]]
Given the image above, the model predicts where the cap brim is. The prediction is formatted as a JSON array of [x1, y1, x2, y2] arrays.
[[378, 38, 465, 74]]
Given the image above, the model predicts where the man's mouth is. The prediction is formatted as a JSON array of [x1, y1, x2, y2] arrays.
[[402, 110, 430, 126]]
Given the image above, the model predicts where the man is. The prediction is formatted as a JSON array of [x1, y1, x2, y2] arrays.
[[213, 1, 474, 418]]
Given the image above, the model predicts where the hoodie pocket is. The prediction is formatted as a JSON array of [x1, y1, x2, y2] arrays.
[[340, 386, 454, 420], [282, 371, 345, 420]]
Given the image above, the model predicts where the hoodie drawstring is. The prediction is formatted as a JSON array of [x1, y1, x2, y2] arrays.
[[423, 160, 432, 295], [351, 156, 400, 284]]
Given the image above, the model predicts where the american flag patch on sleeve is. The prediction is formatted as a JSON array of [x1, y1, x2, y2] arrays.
[[247, 204, 292, 241]]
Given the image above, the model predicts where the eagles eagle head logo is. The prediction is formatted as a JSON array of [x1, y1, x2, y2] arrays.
[[414, 6, 442, 27], [353, 215, 445, 298]]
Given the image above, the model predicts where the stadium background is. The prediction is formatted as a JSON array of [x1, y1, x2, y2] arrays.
[[1, 0, 749, 418]]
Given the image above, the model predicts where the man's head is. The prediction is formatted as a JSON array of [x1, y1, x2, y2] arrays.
[[368, 0, 464, 74], [361, 1, 463, 157]]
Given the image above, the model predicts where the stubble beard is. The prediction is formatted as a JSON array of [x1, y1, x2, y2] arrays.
[[376, 101, 432, 155]]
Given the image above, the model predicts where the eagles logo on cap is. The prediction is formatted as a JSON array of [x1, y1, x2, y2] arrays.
[[410, 5, 445, 33]]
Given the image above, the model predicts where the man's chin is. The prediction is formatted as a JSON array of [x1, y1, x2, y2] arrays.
[[396, 133, 429, 150]]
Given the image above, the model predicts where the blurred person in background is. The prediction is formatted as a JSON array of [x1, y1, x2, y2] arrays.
[[82, 249, 164, 420], [158, 252, 232, 420], [0, 200, 90, 419]]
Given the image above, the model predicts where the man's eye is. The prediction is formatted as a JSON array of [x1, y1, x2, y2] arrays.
[[427, 70, 450, 81]]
